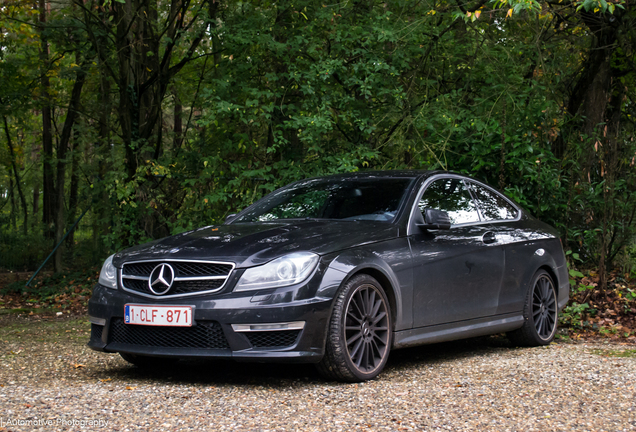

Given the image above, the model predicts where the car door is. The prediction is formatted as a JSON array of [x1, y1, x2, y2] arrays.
[[465, 180, 530, 315], [409, 176, 505, 327]]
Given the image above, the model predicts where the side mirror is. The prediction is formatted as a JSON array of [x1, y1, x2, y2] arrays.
[[225, 213, 238, 224], [417, 209, 451, 230]]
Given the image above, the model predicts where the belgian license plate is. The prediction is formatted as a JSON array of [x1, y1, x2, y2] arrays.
[[124, 304, 193, 327]]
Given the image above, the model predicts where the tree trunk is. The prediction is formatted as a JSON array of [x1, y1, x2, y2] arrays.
[[9, 175, 16, 230], [499, 98, 506, 191], [39, 0, 56, 239], [564, 12, 619, 292], [95, 1, 113, 253], [173, 90, 183, 149], [32, 186, 39, 231], [3, 116, 28, 235], [66, 138, 80, 247], [53, 58, 87, 273]]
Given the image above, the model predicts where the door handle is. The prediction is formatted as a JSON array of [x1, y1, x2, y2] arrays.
[[482, 231, 497, 244]]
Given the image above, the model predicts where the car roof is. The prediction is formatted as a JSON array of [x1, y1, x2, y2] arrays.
[[300, 169, 445, 182]]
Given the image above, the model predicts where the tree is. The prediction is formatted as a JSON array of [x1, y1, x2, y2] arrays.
[[0, 0, 634, 289]]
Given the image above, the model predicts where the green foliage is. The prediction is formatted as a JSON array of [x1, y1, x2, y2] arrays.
[[0, 0, 634, 285], [0, 232, 51, 271], [0, 267, 98, 313], [559, 302, 591, 329]]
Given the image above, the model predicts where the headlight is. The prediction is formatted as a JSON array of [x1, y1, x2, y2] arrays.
[[98, 254, 117, 289], [234, 252, 319, 292]]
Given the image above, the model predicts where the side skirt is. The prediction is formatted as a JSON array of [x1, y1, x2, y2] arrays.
[[393, 313, 524, 349]]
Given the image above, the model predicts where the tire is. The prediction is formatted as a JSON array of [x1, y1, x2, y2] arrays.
[[507, 270, 558, 346], [317, 274, 392, 382], [119, 352, 177, 368]]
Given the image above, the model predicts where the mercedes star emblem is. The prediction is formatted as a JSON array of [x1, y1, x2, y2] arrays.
[[148, 263, 175, 295]]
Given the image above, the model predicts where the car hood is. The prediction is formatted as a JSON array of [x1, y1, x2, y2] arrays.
[[112, 220, 398, 268]]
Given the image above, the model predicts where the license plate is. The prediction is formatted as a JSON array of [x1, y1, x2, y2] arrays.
[[124, 304, 193, 327]]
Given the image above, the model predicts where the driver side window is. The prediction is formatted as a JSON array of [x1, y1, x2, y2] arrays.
[[419, 178, 480, 225]]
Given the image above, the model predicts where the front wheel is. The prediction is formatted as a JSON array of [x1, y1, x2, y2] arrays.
[[317, 274, 392, 382], [508, 270, 558, 346]]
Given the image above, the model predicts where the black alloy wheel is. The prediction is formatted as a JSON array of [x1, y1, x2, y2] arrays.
[[317, 274, 392, 382], [344, 282, 390, 374], [508, 270, 558, 346], [532, 273, 557, 340]]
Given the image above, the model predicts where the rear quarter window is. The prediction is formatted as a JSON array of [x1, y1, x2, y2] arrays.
[[468, 182, 519, 221]]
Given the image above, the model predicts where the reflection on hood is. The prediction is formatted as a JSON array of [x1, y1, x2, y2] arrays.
[[113, 220, 398, 269]]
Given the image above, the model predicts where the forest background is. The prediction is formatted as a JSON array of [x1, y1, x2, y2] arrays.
[[0, 0, 635, 331]]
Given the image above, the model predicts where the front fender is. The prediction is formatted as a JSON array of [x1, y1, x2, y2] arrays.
[[317, 241, 412, 331]]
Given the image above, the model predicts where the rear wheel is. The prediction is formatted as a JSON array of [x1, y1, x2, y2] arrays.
[[317, 274, 392, 382], [508, 270, 558, 346]]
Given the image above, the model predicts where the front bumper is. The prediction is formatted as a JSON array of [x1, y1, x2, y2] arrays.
[[87, 282, 334, 364]]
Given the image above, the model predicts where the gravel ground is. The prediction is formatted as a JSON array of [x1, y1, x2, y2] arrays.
[[0, 317, 635, 431]]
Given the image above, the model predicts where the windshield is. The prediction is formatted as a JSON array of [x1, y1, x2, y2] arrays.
[[234, 177, 415, 223]]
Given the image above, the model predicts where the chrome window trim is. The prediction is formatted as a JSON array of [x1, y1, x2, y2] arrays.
[[119, 259, 235, 299], [407, 174, 522, 236]]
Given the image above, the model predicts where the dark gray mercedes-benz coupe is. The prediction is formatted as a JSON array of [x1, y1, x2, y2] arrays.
[[88, 170, 569, 382]]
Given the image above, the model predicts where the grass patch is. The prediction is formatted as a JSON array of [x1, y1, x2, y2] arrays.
[[0, 307, 59, 316], [589, 348, 636, 358], [0, 318, 90, 343]]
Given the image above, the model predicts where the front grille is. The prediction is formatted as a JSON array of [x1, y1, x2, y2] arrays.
[[123, 278, 148, 292], [124, 262, 233, 277], [90, 324, 104, 343], [122, 262, 156, 276], [246, 330, 301, 348], [120, 260, 234, 298], [109, 318, 229, 350], [172, 279, 225, 294], [173, 262, 233, 277], [123, 278, 225, 296]]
